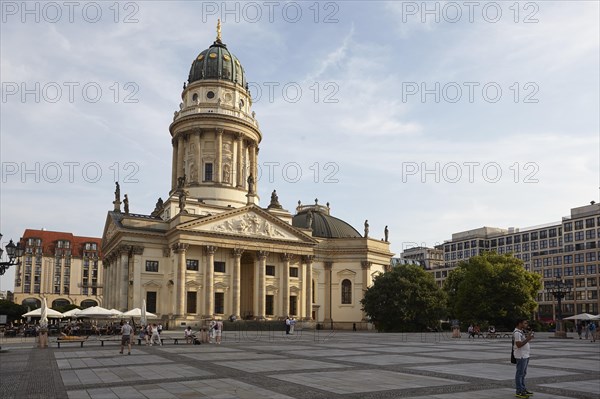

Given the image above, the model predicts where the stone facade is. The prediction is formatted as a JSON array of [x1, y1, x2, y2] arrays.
[[101, 27, 393, 329]]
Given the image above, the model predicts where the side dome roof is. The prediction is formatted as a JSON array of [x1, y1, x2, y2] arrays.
[[292, 208, 362, 239], [188, 39, 247, 87]]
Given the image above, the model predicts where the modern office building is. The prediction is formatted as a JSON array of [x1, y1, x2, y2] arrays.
[[419, 202, 600, 318], [13, 229, 103, 310], [100, 24, 393, 329]]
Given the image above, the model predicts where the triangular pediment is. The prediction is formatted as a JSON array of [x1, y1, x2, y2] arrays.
[[186, 280, 202, 288], [102, 212, 123, 250], [337, 268, 357, 278], [177, 205, 317, 244], [142, 280, 162, 288]]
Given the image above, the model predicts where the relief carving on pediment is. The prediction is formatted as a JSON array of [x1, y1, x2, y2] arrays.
[[212, 213, 286, 238]]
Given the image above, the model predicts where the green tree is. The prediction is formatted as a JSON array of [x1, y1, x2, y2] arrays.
[[444, 252, 541, 329], [0, 299, 28, 323], [361, 264, 447, 332]]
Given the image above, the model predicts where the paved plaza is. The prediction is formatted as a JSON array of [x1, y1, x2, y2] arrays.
[[1, 331, 598, 399]]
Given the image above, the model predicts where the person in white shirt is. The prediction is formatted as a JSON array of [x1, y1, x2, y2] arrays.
[[184, 326, 194, 344], [513, 318, 535, 398]]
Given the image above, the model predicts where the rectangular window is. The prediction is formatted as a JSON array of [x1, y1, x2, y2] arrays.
[[543, 269, 552, 278], [186, 291, 197, 314], [214, 292, 224, 314], [586, 229, 596, 240], [266, 265, 275, 276], [574, 254, 584, 263], [531, 232, 539, 240], [564, 266, 573, 276], [575, 220, 584, 230], [587, 277, 597, 287], [289, 267, 299, 278], [564, 222, 572, 232], [146, 291, 157, 313], [145, 260, 159, 272], [266, 295, 274, 315], [575, 266, 585, 275], [586, 218, 595, 228], [564, 255, 573, 264], [204, 163, 213, 181], [587, 265, 597, 274], [540, 230, 548, 239], [186, 259, 199, 271], [289, 296, 298, 316], [214, 261, 226, 273], [586, 252, 597, 262], [575, 231, 584, 241]]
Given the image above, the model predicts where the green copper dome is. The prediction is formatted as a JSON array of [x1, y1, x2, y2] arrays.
[[292, 208, 362, 239], [188, 39, 247, 88]]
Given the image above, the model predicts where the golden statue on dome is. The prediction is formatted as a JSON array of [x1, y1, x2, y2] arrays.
[[216, 19, 222, 42]]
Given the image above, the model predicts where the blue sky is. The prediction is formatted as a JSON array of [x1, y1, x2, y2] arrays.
[[1, 1, 599, 291]]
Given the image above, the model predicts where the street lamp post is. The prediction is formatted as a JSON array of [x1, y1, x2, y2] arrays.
[[547, 275, 572, 338], [0, 234, 25, 276]]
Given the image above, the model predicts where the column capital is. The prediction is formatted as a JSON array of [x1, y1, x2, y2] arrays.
[[235, 132, 244, 141], [216, 127, 224, 135], [302, 255, 315, 264], [280, 253, 293, 262], [257, 250, 269, 260], [361, 260, 372, 270], [131, 245, 144, 255], [232, 248, 244, 258], [324, 261, 333, 271], [117, 245, 132, 255], [172, 243, 189, 253], [205, 245, 218, 255]]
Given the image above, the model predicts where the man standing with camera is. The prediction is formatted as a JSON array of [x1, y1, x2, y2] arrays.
[[513, 318, 534, 398]]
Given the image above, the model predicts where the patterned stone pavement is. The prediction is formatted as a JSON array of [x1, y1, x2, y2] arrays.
[[1, 331, 598, 399]]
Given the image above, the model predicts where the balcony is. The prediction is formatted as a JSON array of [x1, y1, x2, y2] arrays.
[[77, 282, 104, 288]]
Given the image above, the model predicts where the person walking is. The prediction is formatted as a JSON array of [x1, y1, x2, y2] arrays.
[[576, 322, 583, 339], [119, 320, 133, 355], [208, 320, 216, 343], [589, 321, 597, 342], [513, 318, 534, 398], [150, 323, 162, 346], [285, 316, 291, 335], [215, 320, 223, 344]]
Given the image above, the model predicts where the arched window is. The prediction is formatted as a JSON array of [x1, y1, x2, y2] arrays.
[[22, 298, 41, 309], [80, 299, 98, 309], [52, 299, 70, 309], [341, 279, 352, 304]]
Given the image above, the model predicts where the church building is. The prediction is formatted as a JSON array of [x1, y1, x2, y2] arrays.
[[101, 22, 393, 329]]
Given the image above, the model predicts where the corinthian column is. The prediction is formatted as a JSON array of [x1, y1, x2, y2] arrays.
[[235, 133, 243, 187], [205, 246, 217, 317], [280, 253, 291, 317], [171, 138, 178, 190], [304, 255, 314, 319], [173, 243, 189, 316], [176, 134, 185, 183], [232, 248, 243, 319], [216, 128, 223, 183], [361, 261, 372, 320], [324, 261, 333, 325], [257, 251, 268, 318], [119, 247, 131, 311]]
